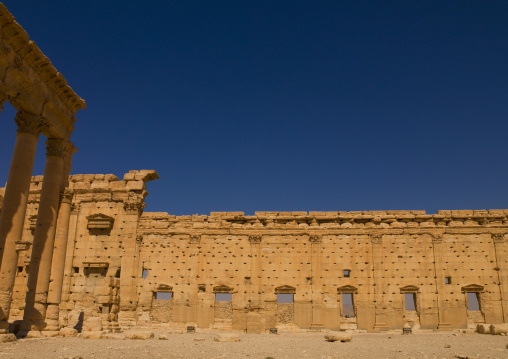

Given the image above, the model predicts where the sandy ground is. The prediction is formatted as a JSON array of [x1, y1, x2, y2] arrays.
[[0, 331, 507, 359]]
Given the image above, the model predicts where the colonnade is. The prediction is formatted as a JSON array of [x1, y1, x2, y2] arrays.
[[0, 104, 76, 335]]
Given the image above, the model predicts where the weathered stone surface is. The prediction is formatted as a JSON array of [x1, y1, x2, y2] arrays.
[[81, 331, 103, 339], [214, 333, 240, 342], [490, 324, 508, 335], [59, 328, 78, 337], [325, 331, 352, 342], [125, 331, 154, 340], [0, 333, 16, 342]]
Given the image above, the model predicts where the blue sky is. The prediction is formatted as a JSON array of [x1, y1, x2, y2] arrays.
[[1, 1, 507, 215]]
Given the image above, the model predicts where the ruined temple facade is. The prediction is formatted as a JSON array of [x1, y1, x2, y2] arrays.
[[1, 171, 507, 333]]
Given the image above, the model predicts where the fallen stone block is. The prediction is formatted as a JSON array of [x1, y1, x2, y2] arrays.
[[41, 330, 59, 338], [324, 331, 352, 342], [476, 324, 490, 334], [59, 328, 78, 337], [159, 333, 168, 340], [490, 323, 508, 335], [81, 331, 103, 339], [125, 331, 154, 340], [214, 333, 240, 342], [0, 334, 16, 342]]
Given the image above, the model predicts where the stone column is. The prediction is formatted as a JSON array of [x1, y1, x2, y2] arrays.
[[0, 111, 46, 332], [431, 234, 452, 329], [309, 235, 324, 330], [45, 189, 74, 331], [19, 138, 69, 335], [371, 234, 387, 331]]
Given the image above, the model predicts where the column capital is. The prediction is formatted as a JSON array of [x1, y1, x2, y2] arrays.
[[492, 233, 505, 243], [370, 234, 383, 244], [45, 138, 72, 159], [59, 189, 74, 205], [15, 111, 48, 136], [248, 235, 262, 244], [309, 235, 322, 244], [189, 235, 201, 244], [431, 233, 443, 243]]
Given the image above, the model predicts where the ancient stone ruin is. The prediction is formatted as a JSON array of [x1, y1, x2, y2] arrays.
[[0, 3, 507, 338]]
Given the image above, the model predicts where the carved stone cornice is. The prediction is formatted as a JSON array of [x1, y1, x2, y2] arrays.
[[492, 233, 505, 243], [309, 235, 322, 244], [46, 138, 70, 158], [15, 111, 48, 136], [189, 235, 201, 244], [370, 234, 383, 244], [248, 235, 262, 244]]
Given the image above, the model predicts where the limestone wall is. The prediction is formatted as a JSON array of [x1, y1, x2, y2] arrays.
[[2, 172, 507, 333]]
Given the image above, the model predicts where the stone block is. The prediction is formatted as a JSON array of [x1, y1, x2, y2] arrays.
[[59, 328, 78, 337], [324, 331, 352, 342], [83, 317, 102, 332], [125, 331, 154, 340], [0, 334, 16, 342], [81, 331, 103, 339], [214, 333, 240, 342]]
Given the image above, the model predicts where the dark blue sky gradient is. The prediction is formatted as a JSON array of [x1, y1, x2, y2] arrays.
[[1, 1, 507, 215]]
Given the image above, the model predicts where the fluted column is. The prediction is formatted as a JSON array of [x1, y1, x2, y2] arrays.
[[19, 138, 69, 334], [0, 111, 46, 332]]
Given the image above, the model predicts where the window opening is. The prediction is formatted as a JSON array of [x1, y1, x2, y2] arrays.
[[445, 276, 452, 284], [73, 267, 79, 274], [142, 269, 148, 279], [342, 293, 355, 317], [404, 293, 416, 311], [276, 293, 294, 304], [215, 293, 232, 302], [467, 292, 480, 311], [155, 292, 173, 300], [343, 269, 350, 278]]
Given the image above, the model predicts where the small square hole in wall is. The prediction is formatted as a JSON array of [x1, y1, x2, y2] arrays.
[[17, 266, 23, 273], [344, 270, 351, 278], [73, 267, 79, 274], [445, 276, 452, 284]]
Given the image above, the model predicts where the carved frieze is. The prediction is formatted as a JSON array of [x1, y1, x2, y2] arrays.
[[86, 213, 114, 230]]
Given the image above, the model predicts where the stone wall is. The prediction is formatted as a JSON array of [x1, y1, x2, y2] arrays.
[[2, 171, 508, 333]]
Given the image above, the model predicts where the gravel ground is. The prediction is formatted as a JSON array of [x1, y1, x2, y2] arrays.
[[0, 331, 507, 359]]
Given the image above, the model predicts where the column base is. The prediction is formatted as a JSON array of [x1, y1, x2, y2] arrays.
[[437, 323, 452, 330], [310, 323, 324, 331], [372, 322, 388, 331]]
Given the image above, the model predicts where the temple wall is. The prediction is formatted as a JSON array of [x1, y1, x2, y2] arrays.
[[2, 173, 507, 333]]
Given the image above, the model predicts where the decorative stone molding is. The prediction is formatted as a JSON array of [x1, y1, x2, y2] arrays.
[[461, 284, 484, 293], [28, 215, 37, 232], [337, 285, 358, 294], [46, 138, 69, 158], [189, 235, 201, 244], [275, 285, 296, 294], [60, 190, 73, 204], [400, 285, 420, 293], [83, 261, 109, 268], [213, 284, 233, 293], [14, 111, 48, 136], [71, 202, 80, 214], [370, 234, 383, 244], [431, 234, 443, 243], [86, 213, 114, 230], [309, 235, 322, 244], [248, 235, 262, 243], [124, 200, 146, 215], [14, 241, 31, 251], [492, 233, 505, 242]]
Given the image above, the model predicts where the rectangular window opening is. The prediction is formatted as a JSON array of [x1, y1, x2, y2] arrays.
[[73, 267, 79, 274], [404, 293, 417, 311], [445, 276, 452, 284], [215, 293, 232, 302], [17, 266, 23, 273], [342, 293, 355, 318], [142, 269, 148, 279], [277, 293, 294, 304], [467, 292, 480, 311], [155, 292, 173, 300], [343, 269, 351, 278]]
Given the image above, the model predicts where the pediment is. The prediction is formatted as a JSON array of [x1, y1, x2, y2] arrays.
[[213, 284, 233, 293], [400, 285, 420, 293], [338, 285, 358, 294], [87, 213, 114, 230], [275, 285, 296, 294], [461, 284, 484, 293], [155, 284, 173, 292]]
